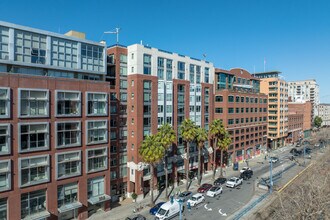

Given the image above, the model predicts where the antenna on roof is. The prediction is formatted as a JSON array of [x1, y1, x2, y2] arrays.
[[203, 54, 207, 61], [104, 28, 121, 45]]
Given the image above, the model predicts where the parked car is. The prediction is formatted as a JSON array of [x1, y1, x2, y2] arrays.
[[149, 202, 166, 215], [240, 167, 251, 173], [206, 186, 223, 197], [187, 193, 205, 206], [177, 191, 192, 202], [240, 169, 253, 180], [197, 183, 213, 193], [214, 177, 227, 186], [269, 157, 279, 163], [155, 200, 180, 220], [226, 177, 243, 188], [125, 214, 146, 220], [290, 148, 298, 154]]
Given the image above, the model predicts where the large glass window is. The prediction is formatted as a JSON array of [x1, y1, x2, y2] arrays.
[[20, 155, 49, 187], [86, 120, 108, 145], [56, 121, 81, 148], [15, 30, 46, 64], [0, 88, 10, 118], [51, 38, 78, 68], [19, 123, 49, 152], [81, 43, 104, 72], [0, 160, 10, 192], [0, 26, 9, 60], [157, 57, 164, 79], [19, 89, 49, 117], [56, 151, 81, 179], [58, 183, 78, 208], [21, 190, 47, 219], [87, 147, 107, 173], [196, 66, 201, 83], [204, 67, 209, 83], [177, 61, 185, 80], [143, 54, 151, 75], [0, 124, 10, 155], [189, 64, 195, 83], [56, 91, 81, 116], [88, 176, 105, 198], [87, 92, 107, 116], [228, 95, 234, 102], [0, 198, 7, 220], [166, 59, 172, 80]]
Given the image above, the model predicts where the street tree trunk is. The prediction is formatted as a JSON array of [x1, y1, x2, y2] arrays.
[[164, 156, 168, 199], [212, 138, 218, 180], [197, 145, 202, 185], [150, 164, 155, 206], [186, 142, 190, 191], [220, 150, 223, 177]]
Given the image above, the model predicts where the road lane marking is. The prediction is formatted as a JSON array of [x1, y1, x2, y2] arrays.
[[204, 204, 212, 211], [219, 209, 227, 216]]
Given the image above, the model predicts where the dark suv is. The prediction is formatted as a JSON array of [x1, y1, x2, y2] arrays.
[[240, 170, 253, 180]]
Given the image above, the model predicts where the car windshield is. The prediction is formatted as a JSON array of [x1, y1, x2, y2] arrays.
[[157, 208, 167, 215], [191, 197, 198, 201], [210, 187, 218, 191]]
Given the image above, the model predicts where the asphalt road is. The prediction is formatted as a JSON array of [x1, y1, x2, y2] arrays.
[[144, 150, 291, 220]]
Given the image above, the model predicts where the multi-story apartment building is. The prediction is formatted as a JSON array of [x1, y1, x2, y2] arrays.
[[286, 113, 304, 144], [316, 103, 330, 126], [288, 101, 312, 138], [0, 21, 114, 220], [125, 44, 214, 197], [253, 71, 288, 149], [214, 68, 268, 165], [288, 79, 319, 120]]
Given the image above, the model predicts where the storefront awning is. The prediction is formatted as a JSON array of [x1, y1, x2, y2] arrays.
[[58, 202, 82, 213], [23, 210, 50, 220], [88, 194, 111, 205]]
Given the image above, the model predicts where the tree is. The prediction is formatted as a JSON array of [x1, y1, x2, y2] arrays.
[[157, 123, 176, 199], [209, 119, 231, 179], [314, 116, 323, 128], [180, 119, 197, 191], [195, 127, 208, 185], [138, 134, 165, 206]]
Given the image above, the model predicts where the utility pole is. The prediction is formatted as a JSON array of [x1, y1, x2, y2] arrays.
[[269, 157, 273, 193]]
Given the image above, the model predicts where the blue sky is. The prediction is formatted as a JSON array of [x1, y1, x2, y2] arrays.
[[1, 0, 330, 102]]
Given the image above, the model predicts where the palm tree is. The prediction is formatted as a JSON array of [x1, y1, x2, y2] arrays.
[[157, 123, 176, 199], [139, 134, 165, 206], [209, 119, 231, 179], [195, 127, 208, 185], [179, 119, 197, 191]]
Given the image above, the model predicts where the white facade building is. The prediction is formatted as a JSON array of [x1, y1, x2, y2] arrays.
[[316, 104, 330, 126]]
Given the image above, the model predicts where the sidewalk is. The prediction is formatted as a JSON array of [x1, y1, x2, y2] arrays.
[[90, 147, 290, 220]]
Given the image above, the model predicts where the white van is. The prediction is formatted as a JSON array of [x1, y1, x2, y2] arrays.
[[155, 200, 181, 220]]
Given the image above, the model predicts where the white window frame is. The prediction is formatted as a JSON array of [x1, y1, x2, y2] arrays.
[[0, 159, 11, 192], [19, 155, 50, 187], [56, 121, 81, 148], [56, 150, 81, 180], [18, 122, 49, 153], [86, 146, 108, 173], [55, 90, 81, 117], [88, 176, 105, 199], [0, 124, 10, 155], [0, 87, 10, 119], [57, 182, 79, 208], [86, 120, 108, 145], [18, 88, 49, 118], [86, 92, 108, 116]]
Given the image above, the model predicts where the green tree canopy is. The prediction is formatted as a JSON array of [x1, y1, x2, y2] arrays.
[[314, 116, 323, 128]]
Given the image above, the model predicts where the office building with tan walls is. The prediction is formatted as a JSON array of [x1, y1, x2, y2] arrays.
[[288, 101, 312, 138], [253, 71, 289, 149]]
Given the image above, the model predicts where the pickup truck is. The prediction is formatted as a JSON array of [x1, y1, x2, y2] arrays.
[[226, 177, 243, 188]]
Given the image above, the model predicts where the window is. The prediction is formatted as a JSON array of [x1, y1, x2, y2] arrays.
[[81, 43, 104, 72], [51, 38, 78, 68], [86, 120, 108, 145], [56, 151, 81, 179], [0, 160, 10, 192], [20, 155, 49, 187], [19, 89, 49, 117], [241, 97, 244, 102], [215, 108, 223, 113], [56, 91, 81, 116], [177, 61, 185, 79], [58, 183, 79, 209], [143, 54, 151, 75], [166, 59, 173, 80], [56, 121, 81, 148], [19, 123, 49, 152], [204, 67, 209, 83], [235, 96, 240, 102], [228, 95, 234, 102], [196, 66, 201, 83], [228, 108, 234, 114], [0, 27, 9, 60], [88, 176, 105, 198], [87, 147, 108, 173], [228, 119, 234, 125], [87, 92, 107, 116], [215, 96, 223, 102], [0, 124, 10, 155], [0, 88, 10, 118], [21, 190, 47, 219], [0, 198, 7, 220], [189, 64, 195, 83]]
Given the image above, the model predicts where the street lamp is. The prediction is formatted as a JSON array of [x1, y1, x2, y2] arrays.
[[269, 156, 273, 193]]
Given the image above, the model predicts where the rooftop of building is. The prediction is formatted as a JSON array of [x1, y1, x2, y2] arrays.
[[253, 70, 282, 75], [0, 20, 105, 46], [318, 103, 330, 106], [288, 79, 317, 83], [229, 68, 259, 80]]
